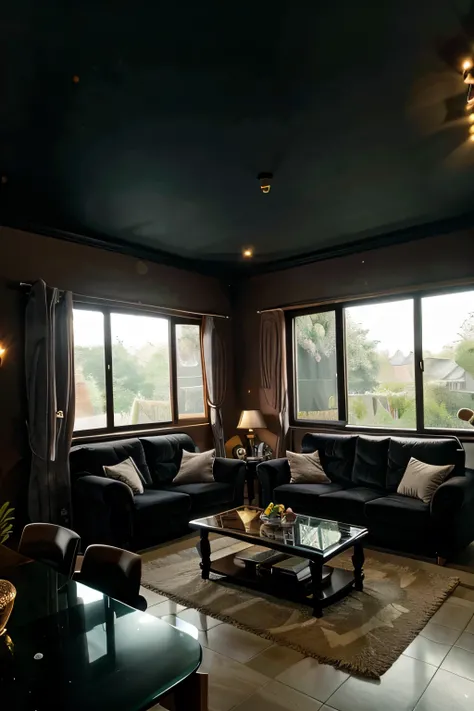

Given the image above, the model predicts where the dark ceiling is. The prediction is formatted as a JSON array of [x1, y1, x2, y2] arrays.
[[1, 1, 474, 274]]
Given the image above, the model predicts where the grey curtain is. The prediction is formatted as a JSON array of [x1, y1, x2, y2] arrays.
[[25, 280, 75, 525], [260, 310, 289, 458], [201, 316, 226, 457]]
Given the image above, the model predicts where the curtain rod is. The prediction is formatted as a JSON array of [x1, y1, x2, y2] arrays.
[[256, 276, 474, 314], [19, 283, 230, 319]]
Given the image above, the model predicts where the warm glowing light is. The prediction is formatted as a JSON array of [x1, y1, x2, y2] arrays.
[[463, 59, 473, 71], [469, 114, 474, 122], [470, 134, 474, 142], [470, 125, 474, 134], [242, 248, 253, 258], [0, 346, 5, 366]]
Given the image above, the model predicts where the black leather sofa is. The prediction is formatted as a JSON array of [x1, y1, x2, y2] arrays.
[[70, 433, 245, 550], [257, 433, 474, 561]]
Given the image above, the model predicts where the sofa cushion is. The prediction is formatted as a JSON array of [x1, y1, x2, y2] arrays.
[[162, 482, 234, 511], [301, 433, 358, 486], [173, 449, 215, 484], [397, 457, 454, 504], [287, 450, 331, 484], [318, 487, 383, 525], [132, 489, 191, 543], [140, 434, 196, 485], [274, 482, 343, 514], [352, 436, 390, 491], [103, 457, 145, 495], [365, 493, 431, 532], [387, 437, 460, 493], [70, 438, 152, 485]]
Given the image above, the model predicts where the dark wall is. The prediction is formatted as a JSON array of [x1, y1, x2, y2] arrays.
[[234, 230, 474, 455], [0, 227, 234, 514]]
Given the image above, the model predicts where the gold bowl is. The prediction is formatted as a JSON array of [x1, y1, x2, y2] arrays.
[[0, 580, 16, 636]]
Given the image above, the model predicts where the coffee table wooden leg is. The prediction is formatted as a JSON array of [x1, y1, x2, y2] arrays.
[[197, 530, 211, 580], [309, 559, 324, 617], [352, 542, 365, 591], [160, 671, 208, 711]]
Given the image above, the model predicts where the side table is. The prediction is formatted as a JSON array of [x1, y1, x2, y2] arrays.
[[245, 457, 264, 506]]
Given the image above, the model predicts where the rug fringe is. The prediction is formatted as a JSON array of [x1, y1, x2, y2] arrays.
[[142, 575, 460, 680]]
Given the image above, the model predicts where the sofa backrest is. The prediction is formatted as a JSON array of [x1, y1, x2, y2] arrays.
[[139, 434, 196, 485], [70, 433, 197, 487], [301, 433, 358, 486], [301, 432, 465, 492], [70, 437, 152, 484]]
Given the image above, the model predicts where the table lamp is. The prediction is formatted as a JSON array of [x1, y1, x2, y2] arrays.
[[237, 410, 267, 456]]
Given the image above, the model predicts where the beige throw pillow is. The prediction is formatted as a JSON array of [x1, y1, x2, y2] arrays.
[[397, 457, 454, 504], [287, 450, 331, 485], [103, 458, 144, 495], [173, 449, 215, 485]]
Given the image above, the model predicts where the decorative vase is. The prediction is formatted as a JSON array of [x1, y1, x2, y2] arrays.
[[0, 580, 16, 636]]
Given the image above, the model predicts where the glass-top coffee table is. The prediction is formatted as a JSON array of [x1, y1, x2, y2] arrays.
[[189, 506, 368, 617]]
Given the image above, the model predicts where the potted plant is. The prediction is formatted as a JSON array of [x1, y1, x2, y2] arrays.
[[0, 502, 14, 545]]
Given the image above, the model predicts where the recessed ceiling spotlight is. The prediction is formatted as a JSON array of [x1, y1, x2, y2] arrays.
[[463, 59, 473, 71], [242, 248, 253, 258]]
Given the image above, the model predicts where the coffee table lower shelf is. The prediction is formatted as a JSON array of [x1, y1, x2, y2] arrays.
[[203, 550, 357, 617]]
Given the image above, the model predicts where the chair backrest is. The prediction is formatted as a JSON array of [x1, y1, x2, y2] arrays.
[[79, 544, 142, 607], [19, 523, 81, 578]]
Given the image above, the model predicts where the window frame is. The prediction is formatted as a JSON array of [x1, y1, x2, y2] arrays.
[[288, 283, 474, 438], [73, 303, 207, 437]]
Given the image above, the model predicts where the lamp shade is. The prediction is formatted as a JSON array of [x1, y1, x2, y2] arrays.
[[237, 410, 267, 429]]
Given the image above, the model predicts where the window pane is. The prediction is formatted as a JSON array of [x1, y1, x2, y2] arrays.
[[176, 324, 205, 418], [294, 311, 338, 420], [422, 290, 474, 429], [73, 309, 107, 431], [111, 313, 171, 426], [345, 300, 416, 428]]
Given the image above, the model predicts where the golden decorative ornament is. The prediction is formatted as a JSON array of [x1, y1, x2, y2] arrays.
[[0, 580, 16, 636]]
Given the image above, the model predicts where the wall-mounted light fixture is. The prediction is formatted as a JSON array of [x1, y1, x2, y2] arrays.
[[257, 172, 273, 194], [0, 346, 5, 367]]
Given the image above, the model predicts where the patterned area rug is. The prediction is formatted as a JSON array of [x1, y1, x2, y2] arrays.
[[142, 538, 459, 679]]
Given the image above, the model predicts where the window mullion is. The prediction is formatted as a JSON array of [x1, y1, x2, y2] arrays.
[[103, 310, 115, 430], [413, 296, 424, 432], [170, 318, 179, 424], [336, 306, 347, 423]]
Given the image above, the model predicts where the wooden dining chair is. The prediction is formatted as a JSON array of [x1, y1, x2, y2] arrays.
[[76, 544, 147, 610], [18, 523, 81, 578]]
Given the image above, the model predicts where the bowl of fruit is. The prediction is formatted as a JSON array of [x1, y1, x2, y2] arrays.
[[260, 503, 297, 528]]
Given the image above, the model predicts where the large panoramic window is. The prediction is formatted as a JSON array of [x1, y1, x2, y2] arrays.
[[291, 287, 474, 433], [422, 291, 474, 430], [73, 307, 205, 433], [294, 310, 338, 421], [346, 300, 416, 428]]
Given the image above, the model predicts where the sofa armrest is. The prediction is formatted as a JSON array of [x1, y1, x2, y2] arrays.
[[257, 459, 291, 508], [213, 458, 246, 506], [73, 475, 134, 549], [431, 473, 474, 519]]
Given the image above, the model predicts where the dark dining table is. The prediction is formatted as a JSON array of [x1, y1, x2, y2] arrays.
[[0, 545, 203, 710]]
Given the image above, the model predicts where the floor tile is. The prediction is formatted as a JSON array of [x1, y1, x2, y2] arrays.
[[441, 646, 474, 681], [233, 680, 323, 711], [414, 668, 474, 711], [199, 647, 270, 711], [444, 596, 474, 611], [403, 635, 451, 666], [465, 617, 474, 634], [140, 586, 167, 607], [146, 599, 186, 617], [327, 655, 436, 711], [320, 708, 337, 711], [276, 657, 348, 703], [430, 602, 473, 631], [455, 632, 474, 653], [204, 623, 273, 663], [451, 586, 474, 604], [177, 607, 223, 631], [419, 622, 461, 646], [246, 644, 305, 678]]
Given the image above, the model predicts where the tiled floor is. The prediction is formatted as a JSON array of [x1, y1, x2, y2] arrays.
[[145, 582, 474, 711]]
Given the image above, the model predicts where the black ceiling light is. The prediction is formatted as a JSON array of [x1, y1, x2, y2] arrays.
[[257, 172, 273, 194]]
